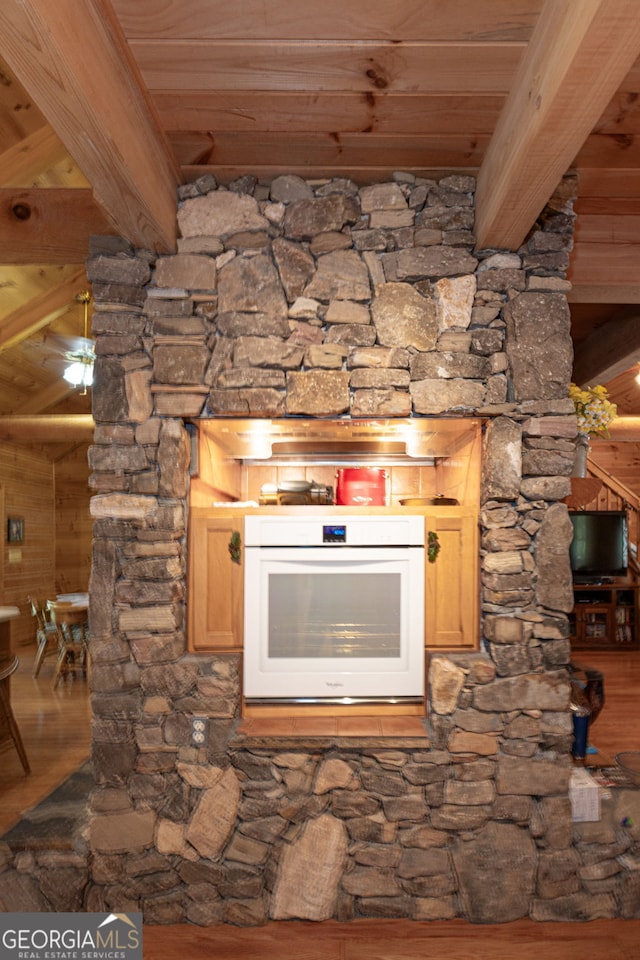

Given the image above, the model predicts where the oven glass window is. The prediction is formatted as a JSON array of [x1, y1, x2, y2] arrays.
[[268, 572, 401, 658]]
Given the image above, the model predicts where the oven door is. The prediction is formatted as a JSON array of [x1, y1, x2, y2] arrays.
[[243, 545, 424, 701]]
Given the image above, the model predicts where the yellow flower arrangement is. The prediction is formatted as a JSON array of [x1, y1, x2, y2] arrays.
[[569, 383, 617, 437]]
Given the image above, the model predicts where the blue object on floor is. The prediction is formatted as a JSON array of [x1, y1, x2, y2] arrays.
[[572, 712, 589, 759]]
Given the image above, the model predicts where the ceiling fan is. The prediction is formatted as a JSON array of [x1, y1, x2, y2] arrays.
[[44, 291, 95, 392]]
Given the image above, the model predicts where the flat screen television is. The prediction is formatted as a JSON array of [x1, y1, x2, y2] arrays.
[[569, 510, 628, 582]]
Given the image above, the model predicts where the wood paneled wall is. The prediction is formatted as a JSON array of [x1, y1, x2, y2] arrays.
[[0, 440, 91, 650], [589, 441, 640, 498], [54, 443, 91, 596], [0, 440, 55, 647]]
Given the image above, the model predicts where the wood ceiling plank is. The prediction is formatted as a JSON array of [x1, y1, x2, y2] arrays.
[[113, 0, 541, 42], [1, 125, 69, 187], [0, 189, 113, 263], [574, 214, 640, 243], [28, 155, 89, 190], [0, 264, 83, 319], [0, 269, 86, 351], [568, 283, 640, 304], [617, 55, 640, 90], [603, 375, 640, 416], [573, 308, 640, 385], [0, 57, 47, 145], [132, 41, 524, 94], [575, 198, 640, 215], [573, 133, 640, 167], [569, 242, 640, 290], [594, 92, 640, 134], [0, 381, 40, 416], [171, 132, 489, 169], [0, 344, 55, 399], [577, 167, 640, 196], [154, 92, 505, 135], [18, 378, 79, 416], [475, 0, 640, 251], [0, 0, 180, 252]]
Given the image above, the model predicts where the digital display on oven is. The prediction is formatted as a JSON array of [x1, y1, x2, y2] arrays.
[[322, 524, 346, 543]]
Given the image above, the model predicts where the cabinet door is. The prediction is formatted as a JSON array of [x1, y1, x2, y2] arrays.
[[188, 516, 244, 651], [580, 606, 612, 644], [425, 511, 478, 649]]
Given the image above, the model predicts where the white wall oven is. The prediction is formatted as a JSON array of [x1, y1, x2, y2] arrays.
[[243, 514, 425, 703]]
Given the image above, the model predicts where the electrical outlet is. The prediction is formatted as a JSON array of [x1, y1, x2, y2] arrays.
[[190, 715, 208, 747]]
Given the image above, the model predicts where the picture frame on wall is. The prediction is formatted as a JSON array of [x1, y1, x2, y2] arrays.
[[7, 517, 24, 543]]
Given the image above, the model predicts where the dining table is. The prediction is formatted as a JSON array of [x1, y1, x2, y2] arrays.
[[46, 594, 90, 688]]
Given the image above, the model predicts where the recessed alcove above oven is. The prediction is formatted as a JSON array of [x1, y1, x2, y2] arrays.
[[194, 416, 482, 462], [186, 417, 482, 711], [189, 417, 483, 509]]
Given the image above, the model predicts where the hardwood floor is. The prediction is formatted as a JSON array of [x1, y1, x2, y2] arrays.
[[142, 916, 640, 959], [571, 648, 640, 759], [0, 644, 91, 835]]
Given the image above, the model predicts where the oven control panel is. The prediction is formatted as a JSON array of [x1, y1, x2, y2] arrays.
[[244, 514, 424, 547], [322, 524, 347, 543]]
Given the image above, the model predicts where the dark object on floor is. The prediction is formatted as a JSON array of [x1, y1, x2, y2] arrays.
[[570, 660, 605, 724]]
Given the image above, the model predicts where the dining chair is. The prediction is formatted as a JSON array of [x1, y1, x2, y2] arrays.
[[28, 595, 59, 678], [47, 601, 90, 689], [0, 656, 30, 773]]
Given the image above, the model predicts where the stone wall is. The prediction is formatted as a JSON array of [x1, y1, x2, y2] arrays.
[[55, 170, 638, 923]]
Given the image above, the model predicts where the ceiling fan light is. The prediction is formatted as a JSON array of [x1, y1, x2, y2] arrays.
[[63, 360, 94, 388]]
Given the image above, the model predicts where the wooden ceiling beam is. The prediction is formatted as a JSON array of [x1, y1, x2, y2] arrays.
[[0, 269, 87, 351], [606, 418, 640, 441], [0, 0, 181, 252], [475, 0, 640, 251], [0, 414, 94, 442], [573, 308, 640, 386], [0, 189, 113, 263]]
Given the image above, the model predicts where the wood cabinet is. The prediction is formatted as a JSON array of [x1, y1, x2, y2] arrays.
[[424, 508, 478, 649], [187, 512, 244, 651], [570, 583, 638, 650], [187, 505, 479, 652]]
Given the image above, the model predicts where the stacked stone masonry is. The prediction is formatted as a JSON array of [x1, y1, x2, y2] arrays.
[[3, 171, 639, 923]]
